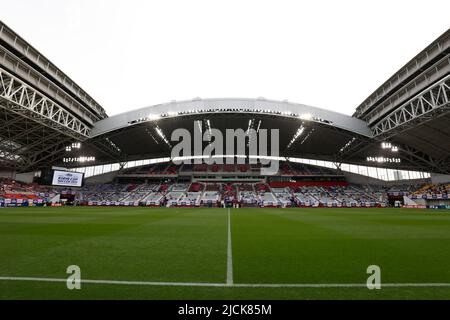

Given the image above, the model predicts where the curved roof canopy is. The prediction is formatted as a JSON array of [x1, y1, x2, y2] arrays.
[[91, 98, 372, 138], [78, 98, 386, 169]]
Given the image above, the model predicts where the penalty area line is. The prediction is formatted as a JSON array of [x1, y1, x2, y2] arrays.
[[1, 276, 450, 288]]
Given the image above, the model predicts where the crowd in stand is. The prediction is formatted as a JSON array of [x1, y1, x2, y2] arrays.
[[0, 178, 72, 206], [1, 172, 449, 208], [72, 181, 395, 208], [409, 183, 449, 199]]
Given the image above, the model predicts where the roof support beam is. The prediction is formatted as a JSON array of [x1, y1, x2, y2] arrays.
[[372, 75, 450, 138], [0, 67, 91, 139], [396, 143, 450, 174]]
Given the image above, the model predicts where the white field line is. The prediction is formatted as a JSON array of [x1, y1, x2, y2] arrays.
[[1, 276, 450, 288], [227, 207, 233, 286]]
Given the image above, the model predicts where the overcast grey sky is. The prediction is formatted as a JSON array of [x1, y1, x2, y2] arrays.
[[1, 0, 449, 116]]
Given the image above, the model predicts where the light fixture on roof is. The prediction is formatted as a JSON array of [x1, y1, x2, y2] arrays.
[[339, 137, 356, 153], [366, 156, 401, 163], [71, 142, 81, 149], [62, 156, 95, 163], [246, 119, 254, 134], [287, 125, 305, 149], [205, 119, 212, 139], [381, 142, 399, 152], [147, 114, 160, 121], [256, 120, 262, 133], [299, 113, 312, 121], [155, 125, 171, 147]]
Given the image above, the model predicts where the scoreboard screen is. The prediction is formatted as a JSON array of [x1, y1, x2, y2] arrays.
[[51, 170, 84, 187]]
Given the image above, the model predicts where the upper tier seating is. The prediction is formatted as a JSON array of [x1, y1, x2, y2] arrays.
[[171, 184, 189, 192], [189, 182, 203, 192], [74, 181, 392, 207]]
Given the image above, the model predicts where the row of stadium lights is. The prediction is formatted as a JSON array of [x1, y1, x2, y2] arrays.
[[63, 156, 96, 163], [127, 110, 331, 153], [287, 125, 305, 148], [106, 137, 121, 153], [130, 110, 331, 125], [155, 125, 171, 147], [65, 142, 81, 152], [64, 142, 96, 163], [142, 111, 322, 151], [381, 142, 399, 152], [339, 137, 356, 153], [366, 157, 401, 163], [140, 110, 321, 150], [366, 142, 400, 163], [300, 128, 315, 145]]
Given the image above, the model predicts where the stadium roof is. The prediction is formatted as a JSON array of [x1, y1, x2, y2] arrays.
[[0, 20, 110, 171], [92, 98, 372, 137], [0, 20, 449, 174], [352, 28, 450, 175], [82, 97, 373, 167]]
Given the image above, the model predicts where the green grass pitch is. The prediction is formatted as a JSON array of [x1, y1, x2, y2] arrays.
[[1, 206, 450, 299]]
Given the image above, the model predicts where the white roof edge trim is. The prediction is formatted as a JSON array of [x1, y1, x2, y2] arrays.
[[90, 98, 372, 138]]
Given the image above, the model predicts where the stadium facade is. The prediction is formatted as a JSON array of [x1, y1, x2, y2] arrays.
[[0, 20, 449, 208]]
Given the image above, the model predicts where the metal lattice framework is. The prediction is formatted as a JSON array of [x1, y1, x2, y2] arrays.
[[333, 134, 450, 173], [0, 67, 91, 139], [372, 75, 450, 137], [0, 107, 74, 171], [398, 143, 450, 173]]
